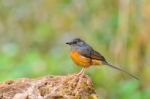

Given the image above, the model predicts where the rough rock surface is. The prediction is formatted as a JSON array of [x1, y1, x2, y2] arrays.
[[0, 74, 97, 99]]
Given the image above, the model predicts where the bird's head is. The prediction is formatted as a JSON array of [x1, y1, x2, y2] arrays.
[[66, 38, 85, 47]]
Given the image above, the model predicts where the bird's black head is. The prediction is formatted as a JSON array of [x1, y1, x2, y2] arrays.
[[66, 38, 85, 46]]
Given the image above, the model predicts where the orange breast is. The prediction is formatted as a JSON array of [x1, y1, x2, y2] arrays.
[[70, 51, 100, 68]]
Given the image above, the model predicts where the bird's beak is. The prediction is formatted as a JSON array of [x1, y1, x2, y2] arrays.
[[66, 42, 72, 45]]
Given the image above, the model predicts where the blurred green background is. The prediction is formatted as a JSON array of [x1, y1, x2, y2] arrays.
[[0, 0, 150, 99]]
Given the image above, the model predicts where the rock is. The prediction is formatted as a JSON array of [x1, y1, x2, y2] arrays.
[[0, 74, 97, 99]]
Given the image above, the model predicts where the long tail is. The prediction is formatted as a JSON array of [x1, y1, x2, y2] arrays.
[[102, 62, 139, 80]]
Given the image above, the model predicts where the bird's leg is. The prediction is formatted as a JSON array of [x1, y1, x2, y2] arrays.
[[74, 68, 85, 94], [78, 68, 85, 76]]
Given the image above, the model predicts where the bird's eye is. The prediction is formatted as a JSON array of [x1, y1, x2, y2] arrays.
[[73, 41, 77, 44]]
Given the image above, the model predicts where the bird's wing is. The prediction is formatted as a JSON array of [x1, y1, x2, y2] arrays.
[[91, 50, 106, 61], [80, 47, 106, 62]]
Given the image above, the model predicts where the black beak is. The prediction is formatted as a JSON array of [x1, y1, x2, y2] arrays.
[[66, 42, 72, 45]]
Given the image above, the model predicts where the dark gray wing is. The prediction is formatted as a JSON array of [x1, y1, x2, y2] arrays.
[[79, 45, 106, 62]]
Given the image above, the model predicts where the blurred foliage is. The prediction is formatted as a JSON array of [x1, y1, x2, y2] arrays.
[[0, 0, 150, 99]]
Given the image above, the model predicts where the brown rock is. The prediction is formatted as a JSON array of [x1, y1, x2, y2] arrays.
[[0, 74, 97, 99]]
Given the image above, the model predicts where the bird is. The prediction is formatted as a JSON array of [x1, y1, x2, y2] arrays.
[[66, 38, 139, 80]]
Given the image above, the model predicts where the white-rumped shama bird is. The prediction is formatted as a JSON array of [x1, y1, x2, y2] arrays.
[[66, 38, 139, 80]]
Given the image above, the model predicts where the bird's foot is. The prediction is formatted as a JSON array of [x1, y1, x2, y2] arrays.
[[77, 68, 85, 76]]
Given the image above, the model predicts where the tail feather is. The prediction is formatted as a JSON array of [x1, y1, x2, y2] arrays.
[[103, 62, 139, 80]]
